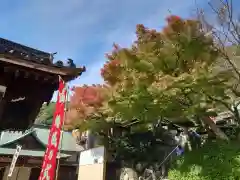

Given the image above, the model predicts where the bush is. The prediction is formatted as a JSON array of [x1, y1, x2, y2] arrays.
[[168, 140, 240, 180]]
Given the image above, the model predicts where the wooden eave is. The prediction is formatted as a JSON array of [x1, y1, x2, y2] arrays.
[[0, 54, 86, 82]]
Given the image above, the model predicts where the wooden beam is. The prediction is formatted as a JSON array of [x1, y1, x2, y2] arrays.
[[1, 65, 59, 85], [0, 157, 11, 162], [0, 156, 77, 167], [15, 70, 20, 78]]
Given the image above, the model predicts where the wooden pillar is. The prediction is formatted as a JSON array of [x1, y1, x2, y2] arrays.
[[57, 166, 76, 180], [0, 85, 7, 126], [3, 166, 9, 180], [2, 167, 30, 180], [0, 167, 5, 180], [29, 168, 41, 180], [18, 167, 31, 180], [2, 166, 21, 180], [0, 99, 7, 124]]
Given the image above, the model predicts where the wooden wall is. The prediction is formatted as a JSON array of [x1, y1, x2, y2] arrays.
[[1, 166, 77, 180], [2, 167, 31, 180], [0, 61, 58, 130]]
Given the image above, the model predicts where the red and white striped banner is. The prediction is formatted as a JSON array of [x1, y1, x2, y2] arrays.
[[38, 78, 67, 180]]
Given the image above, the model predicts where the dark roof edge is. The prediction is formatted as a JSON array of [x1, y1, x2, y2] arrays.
[[0, 38, 50, 58], [0, 56, 85, 77]]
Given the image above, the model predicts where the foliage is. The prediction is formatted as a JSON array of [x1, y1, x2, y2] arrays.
[[68, 84, 178, 171], [35, 85, 110, 130], [65, 84, 111, 129], [64, 16, 236, 171], [35, 102, 56, 125], [100, 15, 232, 140], [109, 127, 176, 162], [198, 0, 240, 122], [67, 15, 238, 179], [168, 140, 240, 180]]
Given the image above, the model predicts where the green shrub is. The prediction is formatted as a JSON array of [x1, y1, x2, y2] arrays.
[[168, 140, 240, 180]]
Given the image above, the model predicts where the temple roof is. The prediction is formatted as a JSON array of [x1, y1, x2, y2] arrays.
[[0, 38, 86, 81], [0, 125, 84, 158]]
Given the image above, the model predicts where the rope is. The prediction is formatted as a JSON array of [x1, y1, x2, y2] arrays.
[[158, 145, 178, 167], [55, 77, 69, 180]]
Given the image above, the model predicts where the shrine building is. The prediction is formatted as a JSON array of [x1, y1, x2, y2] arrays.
[[0, 124, 84, 180], [0, 38, 85, 130], [0, 38, 86, 180]]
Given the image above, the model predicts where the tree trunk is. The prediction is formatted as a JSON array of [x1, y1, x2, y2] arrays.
[[202, 117, 229, 141]]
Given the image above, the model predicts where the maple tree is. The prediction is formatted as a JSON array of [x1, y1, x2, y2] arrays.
[[65, 85, 110, 128], [67, 84, 177, 178], [100, 15, 231, 140], [64, 15, 238, 179], [38, 15, 233, 143]]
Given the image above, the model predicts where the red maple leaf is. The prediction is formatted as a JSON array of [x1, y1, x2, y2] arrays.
[[166, 15, 181, 24]]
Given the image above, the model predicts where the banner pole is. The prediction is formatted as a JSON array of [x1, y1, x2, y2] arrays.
[[55, 77, 69, 180], [38, 75, 67, 180]]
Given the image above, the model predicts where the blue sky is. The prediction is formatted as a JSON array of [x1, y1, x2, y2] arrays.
[[0, 0, 209, 87]]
